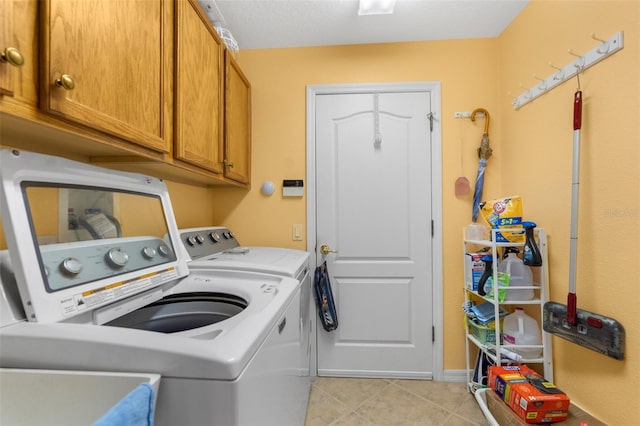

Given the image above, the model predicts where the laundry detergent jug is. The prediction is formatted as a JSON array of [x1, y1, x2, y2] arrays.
[[502, 308, 542, 359], [499, 252, 533, 301]]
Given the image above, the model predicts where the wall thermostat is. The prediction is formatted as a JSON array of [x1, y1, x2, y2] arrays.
[[283, 180, 304, 197]]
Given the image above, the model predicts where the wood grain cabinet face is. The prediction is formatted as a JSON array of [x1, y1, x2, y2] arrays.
[[224, 51, 251, 185], [0, 0, 38, 104], [41, 0, 172, 153], [174, 0, 224, 174]]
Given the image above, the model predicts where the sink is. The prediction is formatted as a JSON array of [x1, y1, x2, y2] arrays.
[[0, 368, 160, 426]]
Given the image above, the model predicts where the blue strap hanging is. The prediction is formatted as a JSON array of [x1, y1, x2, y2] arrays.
[[313, 261, 338, 332]]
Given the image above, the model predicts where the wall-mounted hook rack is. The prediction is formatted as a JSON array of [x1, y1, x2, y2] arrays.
[[512, 31, 624, 110]]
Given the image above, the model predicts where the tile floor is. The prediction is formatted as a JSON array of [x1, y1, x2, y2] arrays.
[[304, 377, 488, 426]]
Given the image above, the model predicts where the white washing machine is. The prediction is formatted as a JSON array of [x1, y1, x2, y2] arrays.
[[0, 149, 308, 426], [179, 226, 313, 382]]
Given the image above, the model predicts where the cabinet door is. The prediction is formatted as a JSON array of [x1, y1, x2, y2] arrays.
[[174, 0, 224, 174], [41, 0, 171, 153], [0, 0, 38, 103], [224, 51, 251, 184]]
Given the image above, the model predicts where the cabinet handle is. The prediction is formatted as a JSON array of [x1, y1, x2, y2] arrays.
[[223, 159, 234, 168], [1, 47, 24, 67], [55, 74, 75, 91]]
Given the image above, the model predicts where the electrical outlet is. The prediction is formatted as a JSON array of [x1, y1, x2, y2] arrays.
[[292, 224, 303, 241]]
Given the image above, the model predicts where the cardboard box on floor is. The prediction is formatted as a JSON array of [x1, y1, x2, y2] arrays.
[[485, 388, 606, 426], [489, 365, 570, 423]]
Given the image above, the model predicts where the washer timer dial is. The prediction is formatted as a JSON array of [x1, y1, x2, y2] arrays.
[[60, 257, 83, 275], [106, 248, 129, 268]]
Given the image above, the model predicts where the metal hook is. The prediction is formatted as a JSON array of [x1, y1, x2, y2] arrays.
[[591, 33, 610, 54], [549, 62, 565, 80], [533, 74, 547, 90], [568, 48, 586, 69], [568, 50, 585, 90], [470, 108, 490, 135], [519, 83, 532, 99]]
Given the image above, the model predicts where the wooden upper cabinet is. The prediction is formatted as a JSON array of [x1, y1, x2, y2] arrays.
[[0, 0, 38, 103], [174, 0, 224, 174], [40, 0, 172, 153], [224, 50, 251, 185]]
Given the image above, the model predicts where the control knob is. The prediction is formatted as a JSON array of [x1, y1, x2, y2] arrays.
[[195, 234, 205, 244], [142, 246, 157, 259], [60, 257, 83, 275], [186, 235, 198, 246], [106, 248, 129, 268], [209, 232, 220, 243], [158, 243, 171, 257]]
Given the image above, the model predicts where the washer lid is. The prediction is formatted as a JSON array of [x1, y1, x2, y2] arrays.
[[0, 149, 190, 323]]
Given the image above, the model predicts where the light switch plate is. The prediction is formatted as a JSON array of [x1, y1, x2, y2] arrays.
[[292, 224, 303, 241]]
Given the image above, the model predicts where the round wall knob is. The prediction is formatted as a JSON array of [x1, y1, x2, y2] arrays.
[[1, 47, 24, 67], [55, 74, 75, 90]]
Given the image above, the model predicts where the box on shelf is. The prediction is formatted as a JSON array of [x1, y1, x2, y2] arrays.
[[478, 387, 606, 426], [464, 252, 486, 291], [488, 365, 570, 424]]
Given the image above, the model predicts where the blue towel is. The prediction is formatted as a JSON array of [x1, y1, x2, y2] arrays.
[[93, 382, 155, 426]]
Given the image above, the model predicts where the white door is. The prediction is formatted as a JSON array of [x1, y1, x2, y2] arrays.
[[312, 85, 439, 378]]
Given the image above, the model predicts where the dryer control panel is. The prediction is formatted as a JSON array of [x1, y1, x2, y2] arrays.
[[180, 227, 240, 260]]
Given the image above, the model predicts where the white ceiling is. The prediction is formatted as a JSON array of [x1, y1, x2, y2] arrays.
[[204, 0, 529, 50]]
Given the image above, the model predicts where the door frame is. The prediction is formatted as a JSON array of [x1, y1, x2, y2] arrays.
[[305, 82, 444, 381]]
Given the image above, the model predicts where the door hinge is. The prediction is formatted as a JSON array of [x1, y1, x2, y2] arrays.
[[431, 220, 434, 237], [427, 112, 434, 132], [432, 326, 435, 342]]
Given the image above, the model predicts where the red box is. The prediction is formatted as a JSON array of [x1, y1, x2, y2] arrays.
[[488, 365, 570, 423]]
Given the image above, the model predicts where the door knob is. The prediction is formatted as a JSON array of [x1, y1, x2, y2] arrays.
[[320, 244, 337, 255], [55, 74, 75, 91], [1, 47, 24, 67]]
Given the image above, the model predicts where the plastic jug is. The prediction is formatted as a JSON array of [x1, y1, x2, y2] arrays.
[[502, 308, 542, 358], [499, 252, 533, 301]]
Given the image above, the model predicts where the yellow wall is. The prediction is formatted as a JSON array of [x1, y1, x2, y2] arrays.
[[211, 1, 639, 423], [497, 1, 639, 423]]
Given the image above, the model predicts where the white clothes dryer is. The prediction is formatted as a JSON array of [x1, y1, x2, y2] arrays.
[[179, 226, 314, 389], [0, 149, 307, 426]]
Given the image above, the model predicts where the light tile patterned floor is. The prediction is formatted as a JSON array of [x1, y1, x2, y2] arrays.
[[304, 377, 489, 426]]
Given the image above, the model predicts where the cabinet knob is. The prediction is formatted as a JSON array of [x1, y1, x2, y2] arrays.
[[1, 47, 24, 67], [55, 74, 75, 91]]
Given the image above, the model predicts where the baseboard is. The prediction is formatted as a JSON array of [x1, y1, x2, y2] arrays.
[[442, 369, 470, 383]]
